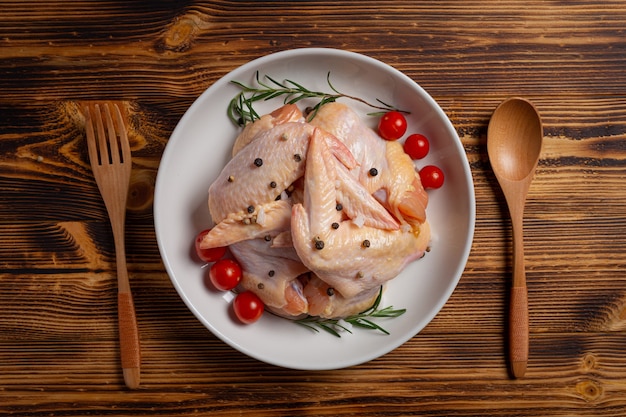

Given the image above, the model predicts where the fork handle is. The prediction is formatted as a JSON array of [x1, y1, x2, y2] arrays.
[[118, 291, 141, 389]]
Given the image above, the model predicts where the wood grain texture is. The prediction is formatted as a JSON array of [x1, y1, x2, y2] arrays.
[[1, 0, 626, 415]]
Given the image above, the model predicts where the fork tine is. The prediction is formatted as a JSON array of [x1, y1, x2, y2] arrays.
[[103, 104, 121, 165], [85, 103, 130, 167], [94, 104, 109, 165], [110, 103, 131, 164], [84, 105, 100, 166]]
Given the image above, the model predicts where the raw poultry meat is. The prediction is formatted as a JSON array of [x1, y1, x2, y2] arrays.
[[200, 103, 431, 318], [310, 102, 428, 227]]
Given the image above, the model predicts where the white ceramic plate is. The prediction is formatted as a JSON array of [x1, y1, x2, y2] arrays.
[[154, 48, 475, 370]]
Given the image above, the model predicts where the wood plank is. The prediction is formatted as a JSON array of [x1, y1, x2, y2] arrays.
[[1, 334, 626, 415], [0, 2, 625, 100]]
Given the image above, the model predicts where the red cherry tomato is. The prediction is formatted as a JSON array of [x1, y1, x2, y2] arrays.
[[209, 259, 242, 291], [419, 165, 445, 189], [233, 291, 264, 324], [378, 111, 407, 141], [195, 229, 227, 263], [403, 133, 430, 160]]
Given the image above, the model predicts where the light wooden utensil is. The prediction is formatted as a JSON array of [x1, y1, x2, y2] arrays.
[[487, 97, 543, 379], [84, 102, 141, 389]]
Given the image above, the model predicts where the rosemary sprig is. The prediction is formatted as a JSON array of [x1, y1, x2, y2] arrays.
[[294, 287, 406, 337], [228, 72, 409, 127]]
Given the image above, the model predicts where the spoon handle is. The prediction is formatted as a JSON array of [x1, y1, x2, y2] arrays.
[[510, 286, 529, 378], [509, 208, 529, 378]]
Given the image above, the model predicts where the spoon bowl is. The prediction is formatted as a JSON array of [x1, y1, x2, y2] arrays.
[[487, 97, 543, 379], [488, 99, 543, 183]]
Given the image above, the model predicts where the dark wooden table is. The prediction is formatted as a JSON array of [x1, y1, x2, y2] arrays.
[[2, 1, 626, 415]]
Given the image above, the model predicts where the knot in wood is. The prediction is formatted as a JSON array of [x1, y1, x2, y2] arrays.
[[575, 380, 603, 402], [127, 169, 154, 212]]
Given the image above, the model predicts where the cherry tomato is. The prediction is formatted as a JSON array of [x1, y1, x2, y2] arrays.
[[209, 259, 242, 291], [233, 291, 264, 324], [403, 133, 430, 160], [419, 165, 445, 189], [378, 111, 407, 141], [195, 229, 227, 263]]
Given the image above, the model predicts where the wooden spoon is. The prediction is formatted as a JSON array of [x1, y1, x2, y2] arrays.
[[487, 97, 543, 378]]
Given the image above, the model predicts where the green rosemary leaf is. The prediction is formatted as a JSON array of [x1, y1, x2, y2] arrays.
[[305, 97, 337, 122], [369, 305, 407, 318], [244, 98, 260, 121], [360, 287, 383, 315], [348, 318, 379, 330], [294, 321, 320, 333], [227, 97, 241, 125], [228, 72, 410, 127], [248, 93, 272, 104], [317, 322, 342, 337], [249, 90, 277, 101], [366, 111, 393, 117], [264, 74, 288, 89], [230, 80, 253, 90], [293, 286, 405, 337], [356, 318, 391, 335], [264, 91, 286, 101], [284, 78, 311, 92], [375, 97, 396, 108], [285, 95, 311, 105], [336, 326, 354, 334], [326, 71, 340, 94]]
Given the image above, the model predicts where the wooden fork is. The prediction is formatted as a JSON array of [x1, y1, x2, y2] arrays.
[[84, 103, 141, 389]]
